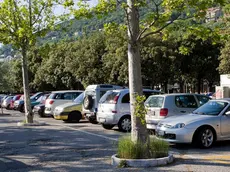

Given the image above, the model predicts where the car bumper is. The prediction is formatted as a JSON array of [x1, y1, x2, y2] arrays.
[[146, 119, 162, 130], [53, 111, 69, 120], [156, 126, 195, 143], [97, 113, 116, 125]]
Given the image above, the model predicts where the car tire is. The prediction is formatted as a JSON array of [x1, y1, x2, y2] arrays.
[[6, 104, 10, 110], [67, 111, 82, 123], [102, 124, 115, 130], [19, 105, 25, 113], [196, 127, 215, 148], [88, 117, 98, 124], [118, 116, 131, 132], [83, 95, 93, 110]]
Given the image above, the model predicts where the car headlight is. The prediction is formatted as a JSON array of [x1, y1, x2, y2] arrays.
[[171, 123, 185, 129]]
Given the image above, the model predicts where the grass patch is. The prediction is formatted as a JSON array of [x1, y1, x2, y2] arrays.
[[117, 136, 169, 159]]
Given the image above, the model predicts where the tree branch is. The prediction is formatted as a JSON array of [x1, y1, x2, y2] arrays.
[[137, 1, 162, 41], [141, 14, 181, 40]]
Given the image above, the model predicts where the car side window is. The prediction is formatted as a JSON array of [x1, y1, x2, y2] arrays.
[[72, 92, 81, 99], [121, 93, 130, 103], [63, 93, 73, 100], [175, 95, 198, 108], [196, 95, 210, 106]]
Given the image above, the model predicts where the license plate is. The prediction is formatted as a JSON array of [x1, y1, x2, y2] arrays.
[[99, 118, 106, 123]]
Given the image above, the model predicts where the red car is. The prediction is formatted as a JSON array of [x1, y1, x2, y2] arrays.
[[10, 95, 22, 110]]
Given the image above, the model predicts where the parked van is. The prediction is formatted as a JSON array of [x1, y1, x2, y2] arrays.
[[145, 93, 210, 132], [97, 89, 162, 132], [53, 92, 84, 122], [45, 90, 83, 116], [82, 84, 124, 123]]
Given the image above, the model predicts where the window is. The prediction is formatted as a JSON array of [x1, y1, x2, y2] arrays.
[[63, 93, 73, 100], [121, 93, 130, 103], [99, 91, 119, 104], [145, 96, 164, 108], [175, 95, 198, 108], [71, 92, 82, 99], [196, 95, 210, 106], [100, 91, 107, 98]]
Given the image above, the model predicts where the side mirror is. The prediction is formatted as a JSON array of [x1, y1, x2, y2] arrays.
[[225, 111, 230, 116]]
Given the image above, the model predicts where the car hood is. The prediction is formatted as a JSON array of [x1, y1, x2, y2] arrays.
[[57, 102, 80, 109], [160, 113, 212, 126]]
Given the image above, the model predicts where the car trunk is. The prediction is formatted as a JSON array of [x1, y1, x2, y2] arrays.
[[98, 91, 119, 116], [145, 96, 166, 120]]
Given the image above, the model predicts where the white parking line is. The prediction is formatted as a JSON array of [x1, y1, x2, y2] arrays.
[[54, 124, 118, 142]]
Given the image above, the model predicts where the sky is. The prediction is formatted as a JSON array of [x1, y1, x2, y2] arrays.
[[53, 0, 98, 16]]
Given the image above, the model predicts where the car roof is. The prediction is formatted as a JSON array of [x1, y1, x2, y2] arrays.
[[148, 93, 207, 97], [51, 90, 84, 93], [212, 98, 230, 102], [110, 89, 161, 93], [85, 84, 124, 90]]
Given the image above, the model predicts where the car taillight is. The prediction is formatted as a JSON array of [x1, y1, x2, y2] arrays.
[[112, 110, 117, 113], [160, 108, 168, 117], [49, 100, 54, 105], [113, 95, 119, 104]]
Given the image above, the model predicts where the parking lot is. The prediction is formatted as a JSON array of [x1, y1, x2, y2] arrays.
[[1, 109, 230, 171]]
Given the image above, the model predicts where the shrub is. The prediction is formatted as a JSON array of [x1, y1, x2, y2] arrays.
[[117, 136, 169, 159]]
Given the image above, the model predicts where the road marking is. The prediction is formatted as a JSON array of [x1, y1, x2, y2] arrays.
[[202, 155, 230, 165], [54, 124, 118, 142]]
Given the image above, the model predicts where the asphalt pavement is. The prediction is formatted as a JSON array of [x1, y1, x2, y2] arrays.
[[0, 109, 230, 172]]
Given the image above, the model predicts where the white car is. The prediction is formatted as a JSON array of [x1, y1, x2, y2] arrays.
[[156, 99, 230, 148], [97, 89, 162, 132], [1, 96, 13, 109], [82, 84, 124, 124], [145, 93, 210, 131], [44, 90, 83, 116]]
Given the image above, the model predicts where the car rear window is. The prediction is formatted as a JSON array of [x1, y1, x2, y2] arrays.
[[99, 91, 119, 104], [145, 96, 164, 108]]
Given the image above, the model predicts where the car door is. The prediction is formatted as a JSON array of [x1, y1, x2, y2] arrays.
[[174, 95, 198, 115], [119, 93, 130, 115], [220, 105, 230, 138]]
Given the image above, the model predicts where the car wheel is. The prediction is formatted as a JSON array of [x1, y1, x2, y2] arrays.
[[118, 116, 131, 132], [6, 104, 10, 110], [83, 95, 93, 110], [197, 127, 215, 148], [19, 105, 25, 113], [68, 111, 82, 123], [102, 124, 115, 130]]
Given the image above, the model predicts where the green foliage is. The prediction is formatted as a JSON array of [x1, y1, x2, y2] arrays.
[[134, 94, 147, 125], [117, 136, 169, 159], [218, 41, 230, 74]]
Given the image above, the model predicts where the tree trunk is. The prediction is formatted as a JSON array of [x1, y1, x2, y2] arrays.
[[127, 0, 149, 143], [21, 48, 33, 123], [197, 77, 201, 94]]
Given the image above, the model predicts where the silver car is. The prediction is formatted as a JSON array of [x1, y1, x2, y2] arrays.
[[156, 99, 230, 148]]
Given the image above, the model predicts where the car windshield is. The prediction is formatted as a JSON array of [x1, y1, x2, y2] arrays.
[[193, 101, 228, 116], [73, 92, 84, 104], [145, 96, 164, 108], [99, 91, 119, 104], [36, 96, 43, 102]]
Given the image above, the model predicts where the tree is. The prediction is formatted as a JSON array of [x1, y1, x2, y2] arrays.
[[64, 0, 226, 152], [0, 0, 60, 123]]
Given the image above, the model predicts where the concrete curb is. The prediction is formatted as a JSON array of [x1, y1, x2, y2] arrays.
[[17, 121, 46, 127], [111, 154, 174, 167]]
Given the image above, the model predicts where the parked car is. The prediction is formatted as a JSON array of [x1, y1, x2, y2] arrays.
[[45, 90, 83, 116], [82, 84, 124, 124], [14, 92, 44, 112], [97, 89, 162, 132], [33, 94, 50, 117], [156, 99, 230, 148], [145, 93, 210, 132], [54, 92, 84, 122], [2, 96, 14, 109], [10, 95, 22, 110]]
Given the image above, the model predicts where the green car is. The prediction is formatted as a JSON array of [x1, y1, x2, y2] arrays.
[[53, 92, 84, 122]]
